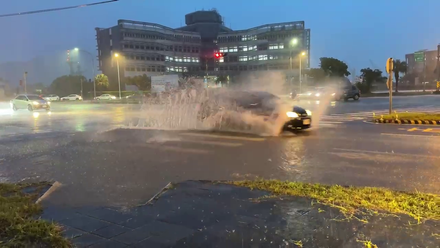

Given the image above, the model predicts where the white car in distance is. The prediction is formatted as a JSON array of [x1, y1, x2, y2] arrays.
[[61, 94, 82, 101], [95, 94, 117, 100], [43, 94, 60, 101]]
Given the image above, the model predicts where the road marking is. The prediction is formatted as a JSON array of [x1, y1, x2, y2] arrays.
[[319, 121, 343, 124], [180, 132, 266, 141], [178, 139, 243, 147], [407, 128, 418, 132], [423, 128, 433, 132], [381, 133, 440, 138], [333, 148, 440, 159], [144, 144, 210, 154]]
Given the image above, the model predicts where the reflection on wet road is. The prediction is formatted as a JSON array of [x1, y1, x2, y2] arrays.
[[0, 98, 439, 207]]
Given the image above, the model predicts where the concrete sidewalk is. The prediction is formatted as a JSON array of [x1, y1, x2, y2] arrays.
[[40, 181, 438, 247]]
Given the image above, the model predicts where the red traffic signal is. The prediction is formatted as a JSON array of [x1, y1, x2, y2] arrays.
[[214, 52, 228, 59]]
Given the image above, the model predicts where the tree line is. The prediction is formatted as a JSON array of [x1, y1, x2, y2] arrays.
[[304, 57, 408, 93]]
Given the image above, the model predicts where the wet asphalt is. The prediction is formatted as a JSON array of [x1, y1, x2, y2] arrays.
[[0, 95, 439, 207]]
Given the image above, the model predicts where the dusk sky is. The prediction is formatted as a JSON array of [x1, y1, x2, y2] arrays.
[[1, 0, 439, 75]]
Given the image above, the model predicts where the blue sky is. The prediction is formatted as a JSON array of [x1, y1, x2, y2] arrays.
[[1, 0, 439, 74]]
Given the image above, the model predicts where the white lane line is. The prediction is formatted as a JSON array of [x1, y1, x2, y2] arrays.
[[333, 148, 440, 159], [144, 144, 210, 154], [319, 121, 344, 124], [380, 133, 440, 138], [180, 132, 266, 142], [178, 139, 243, 147]]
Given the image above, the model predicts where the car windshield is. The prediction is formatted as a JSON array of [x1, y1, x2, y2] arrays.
[[27, 95, 43, 100]]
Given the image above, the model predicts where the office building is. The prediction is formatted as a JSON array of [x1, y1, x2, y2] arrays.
[[95, 10, 310, 88]]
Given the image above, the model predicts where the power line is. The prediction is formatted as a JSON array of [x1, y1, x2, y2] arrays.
[[0, 0, 119, 18]]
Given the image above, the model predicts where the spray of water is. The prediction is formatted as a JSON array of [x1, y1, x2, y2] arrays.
[[128, 71, 333, 136]]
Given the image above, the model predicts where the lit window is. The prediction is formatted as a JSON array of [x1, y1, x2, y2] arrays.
[[220, 47, 228, 53], [239, 46, 248, 52], [248, 45, 257, 51], [165, 56, 170, 61], [229, 46, 238, 52], [175, 57, 182, 62], [258, 55, 268, 61], [219, 57, 224, 63], [183, 67, 188, 72], [183, 57, 190, 62], [269, 44, 278, 50], [239, 56, 248, 62], [279, 43, 284, 49], [191, 57, 199, 63], [269, 55, 278, 60]]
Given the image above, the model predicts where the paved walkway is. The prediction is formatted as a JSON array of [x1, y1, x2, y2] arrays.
[[40, 181, 438, 247]]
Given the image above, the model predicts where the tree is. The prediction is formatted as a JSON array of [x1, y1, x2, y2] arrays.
[[359, 68, 383, 93], [50, 75, 88, 96], [304, 68, 326, 85], [393, 59, 407, 93], [124, 74, 151, 90], [95, 74, 109, 89], [320, 57, 350, 77]]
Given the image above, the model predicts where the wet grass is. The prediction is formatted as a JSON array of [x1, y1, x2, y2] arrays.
[[373, 112, 440, 121], [231, 180, 440, 223], [0, 182, 71, 248]]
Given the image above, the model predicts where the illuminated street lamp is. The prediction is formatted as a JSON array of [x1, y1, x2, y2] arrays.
[[114, 53, 121, 99], [299, 51, 307, 94]]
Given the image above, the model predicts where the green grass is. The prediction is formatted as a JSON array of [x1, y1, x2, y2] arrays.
[[231, 180, 440, 223], [373, 112, 440, 121], [0, 182, 71, 248]]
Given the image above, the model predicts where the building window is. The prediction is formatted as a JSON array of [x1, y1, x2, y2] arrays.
[[175, 57, 182, 62], [279, 43, 284, 49], [219, 47, 228, 53], [269, 55, 278, 60], [239, 56, 248, 62], [248, 45, 257, 51], [239, 46, 248, 52], [258, 55, 268, 61], [183, 57, 190, 62], [269, 44, 278, 50], [191, 57, 199, 63], [229, 46, 238, 52], [248, 55, 258, 61], [219, 57, 224, 63]]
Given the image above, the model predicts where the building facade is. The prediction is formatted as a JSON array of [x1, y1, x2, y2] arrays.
[[405, 46, 440, 84], [95, 10, 310, 88]]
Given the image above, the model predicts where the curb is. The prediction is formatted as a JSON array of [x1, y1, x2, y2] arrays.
[[374, 119, 440, 125]]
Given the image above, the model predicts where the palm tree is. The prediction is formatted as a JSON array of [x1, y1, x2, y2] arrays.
[[393, 60, 407, 93]]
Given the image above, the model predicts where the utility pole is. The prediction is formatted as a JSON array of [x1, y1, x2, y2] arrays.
[[80, 78, 83, 99], [23, 72, 28, 94], [299, 55, 302, 94], [386, 58, 394, 114]]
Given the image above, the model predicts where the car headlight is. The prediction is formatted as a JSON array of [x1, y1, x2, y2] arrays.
[[47, 102, 51, 105], [286, 112, 299, 118], [315, 93, 320, 97], [306, 110, 312, 116], [32, 101, 39, 105]]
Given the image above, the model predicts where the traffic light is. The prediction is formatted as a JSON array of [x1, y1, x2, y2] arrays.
[[214, 52, 228, 59]]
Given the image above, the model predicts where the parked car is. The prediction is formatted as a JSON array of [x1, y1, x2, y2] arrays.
[[95, 94, 117, 100], [10, 94, 50, 111], [61, 94, 82, 101], [43, 94, 60, 101], [337, 84, 361, 101]]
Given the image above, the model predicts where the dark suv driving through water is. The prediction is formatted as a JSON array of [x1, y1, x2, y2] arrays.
[[197, 90, 312, 132]]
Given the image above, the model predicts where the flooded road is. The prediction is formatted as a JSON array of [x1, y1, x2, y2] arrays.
[[0, 99, 439, 207]]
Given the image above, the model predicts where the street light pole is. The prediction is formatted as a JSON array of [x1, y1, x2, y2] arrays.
[[23, 72, 28, 94], [74, 48, 96, 98], [115, 53, 121, 99], [299, 56, 302, 94]]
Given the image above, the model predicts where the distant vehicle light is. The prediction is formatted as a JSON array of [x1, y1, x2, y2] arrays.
[[286, 112, 299, 118], [306, 110, 312, 116], [315, 93, 320, 97]]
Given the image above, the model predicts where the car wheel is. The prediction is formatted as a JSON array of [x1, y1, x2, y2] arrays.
[[353, 94, 360, 101], [27, 105, 33, 111], [12, 104, 18, 111]]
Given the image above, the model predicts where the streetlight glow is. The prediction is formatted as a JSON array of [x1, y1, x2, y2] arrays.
[[74, 48, 79, 51], [291, 38, 298, 45], [114, 53, 119, 57], [301, 51, 306, 56]]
